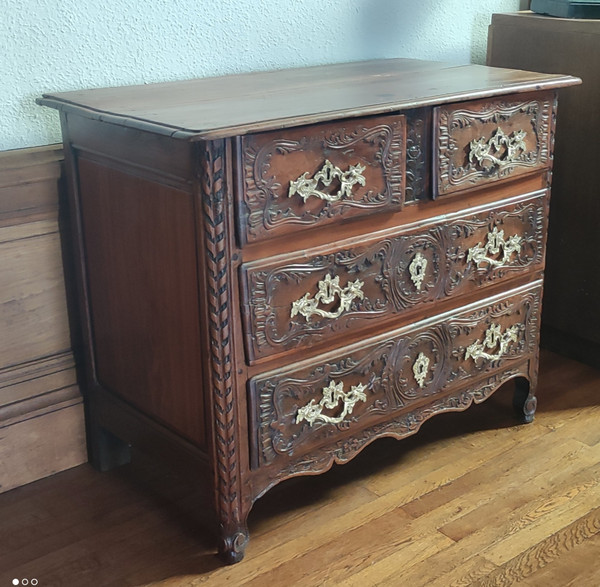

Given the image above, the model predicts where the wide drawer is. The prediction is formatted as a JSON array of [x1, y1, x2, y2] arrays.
[[236, 114, 406, 244], [248, 281, 541, 470], [434, 92, 555, 196], [241, 189, 548, 362]]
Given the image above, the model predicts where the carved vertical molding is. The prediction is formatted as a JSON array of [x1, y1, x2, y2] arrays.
[[199, 140, 248, 562], [405, 109, 430, 202]]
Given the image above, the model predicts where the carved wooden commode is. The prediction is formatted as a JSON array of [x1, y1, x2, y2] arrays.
[[38, 59, 579, 563]]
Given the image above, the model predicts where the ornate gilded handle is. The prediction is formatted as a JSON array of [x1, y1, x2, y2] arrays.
[[467, 226, 522, 269], [288, 159, 366, 203], [296, 380, 368, 426], [468, 127, 528, 172], [412, 352, 430, 388], [409, 252, 428, 291], [291, 274, 364, 322], [465, 323, 522, 363]]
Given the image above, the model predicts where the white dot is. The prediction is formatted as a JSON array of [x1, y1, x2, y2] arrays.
[[12, 580, 19, 586], [22, 580, 29, 586]]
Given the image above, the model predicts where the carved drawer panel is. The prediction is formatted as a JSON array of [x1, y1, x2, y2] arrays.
[[241, 189, 548, 362], [248, 281, 541, 471], [434, 92, 556, 196], [237, 115, 406, 243]]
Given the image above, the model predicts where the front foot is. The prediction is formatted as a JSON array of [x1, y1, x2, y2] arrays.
[[513, 378, 537, 423], [218, 525, 249, 564], [89, 425, 131, 472]]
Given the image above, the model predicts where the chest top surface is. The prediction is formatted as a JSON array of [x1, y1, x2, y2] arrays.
[[37, 58, 579, 140]]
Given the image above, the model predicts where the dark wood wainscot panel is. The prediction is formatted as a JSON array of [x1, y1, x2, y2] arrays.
[[0, 145, 86, 493]]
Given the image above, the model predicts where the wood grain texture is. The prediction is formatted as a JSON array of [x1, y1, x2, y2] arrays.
[[37, 60, 581, 562], [0, 145, 63, 227], [38, 59, 579, 140], [0, 351, 598, 585], [77, 156, 206, 448], [0, 145, 85, 493]]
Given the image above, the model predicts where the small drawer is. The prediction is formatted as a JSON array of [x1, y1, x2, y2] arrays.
[[241, 189, 548, 362], [237, 114, 406, 244], [248, 281, 541, 470], [434, 92, 556, 196]]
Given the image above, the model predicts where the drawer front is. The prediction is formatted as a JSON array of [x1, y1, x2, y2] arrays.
[[248, 282, 541, 470], [237, 115, 406, 243], [434, 92, 556, 196], [241, 190, 547, 361]]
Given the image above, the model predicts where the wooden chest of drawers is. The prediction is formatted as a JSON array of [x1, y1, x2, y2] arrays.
[[38, 59, 579, 563]]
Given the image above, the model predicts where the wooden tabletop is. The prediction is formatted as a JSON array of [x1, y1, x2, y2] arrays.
[[38, 58, 580, 140]]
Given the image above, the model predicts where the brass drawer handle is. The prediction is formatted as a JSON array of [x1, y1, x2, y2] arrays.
[[467, 226, 522, 269], [288, 159, 366, 203], [296, 380, 368, 426], [465, 323, 521, 363], [468, 127, 528, 172], [291, 274, 364, 322]]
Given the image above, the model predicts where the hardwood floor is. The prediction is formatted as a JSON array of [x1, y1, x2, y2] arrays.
[[1, 350, 598, 586]]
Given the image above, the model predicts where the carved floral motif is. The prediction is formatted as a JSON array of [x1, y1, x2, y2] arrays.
[[405, 109, 430, 201], [250, 284, 541, 468], [435, 95, 556, 194], [242, 193, 547, 360], [239, 116, 405, 242]]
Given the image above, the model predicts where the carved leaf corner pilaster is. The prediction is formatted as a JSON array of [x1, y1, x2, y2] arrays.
[[200, 140, 242, 529]]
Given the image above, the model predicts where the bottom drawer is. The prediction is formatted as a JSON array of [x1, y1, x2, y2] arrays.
[[249, 281, 541, 471]]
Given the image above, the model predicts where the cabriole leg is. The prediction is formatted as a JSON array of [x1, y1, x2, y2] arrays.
[[513, 376, 537, 424], [218, 522, 249, 564]]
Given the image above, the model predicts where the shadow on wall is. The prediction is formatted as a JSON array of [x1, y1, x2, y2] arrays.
[[471, 13, 492, 64], [359, 0, 433, 58]]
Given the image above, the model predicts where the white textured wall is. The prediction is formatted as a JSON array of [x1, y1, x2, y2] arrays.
[[1, 0, 522, 151]]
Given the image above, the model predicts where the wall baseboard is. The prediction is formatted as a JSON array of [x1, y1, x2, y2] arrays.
[[0, 145, 87, 494]]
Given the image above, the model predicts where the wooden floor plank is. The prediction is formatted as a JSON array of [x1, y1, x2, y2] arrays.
[[434, 444, 598, 541], [472, 507, 600, 586], [0, 350, 598, 586], [479, 475, 600, 566]]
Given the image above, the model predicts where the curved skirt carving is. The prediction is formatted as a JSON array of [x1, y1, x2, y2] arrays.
[[248, 281, 542, 471]]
